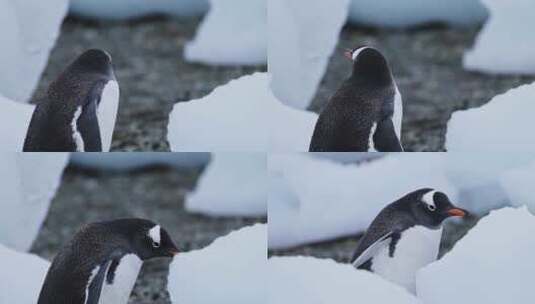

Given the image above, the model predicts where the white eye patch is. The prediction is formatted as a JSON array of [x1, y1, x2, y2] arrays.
[[422, 190, 437, 208], [352, 46, 370, 61], [148, 225, 161, 244]]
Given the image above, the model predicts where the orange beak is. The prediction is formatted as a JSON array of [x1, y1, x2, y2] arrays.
[[447, 208, 467, 217], [344, 48, 353, 60]]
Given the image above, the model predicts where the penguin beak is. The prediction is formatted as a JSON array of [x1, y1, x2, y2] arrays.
[[447, 207, 468, 218], [344, 48, 353, 60]]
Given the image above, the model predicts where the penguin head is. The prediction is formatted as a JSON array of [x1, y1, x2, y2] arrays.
[[124, 220, 179, 260], [407, 188, 468, 228], [68, 49, 115, 81], [344, 46, 392, 85]]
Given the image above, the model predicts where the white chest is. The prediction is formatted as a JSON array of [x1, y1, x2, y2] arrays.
[[99, 254, 142, 304], [371, 226, 442, 293], [392, 84, 403, 140], [97, 80, 120, 152]]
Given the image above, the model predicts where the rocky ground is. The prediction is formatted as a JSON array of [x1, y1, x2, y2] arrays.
[[30, 164, 265, 304], [311, 25, 535, 151], [33, 16, 266, 151]]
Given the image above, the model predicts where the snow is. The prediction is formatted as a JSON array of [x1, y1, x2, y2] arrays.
[[269, 256, 421, 304], [185, 153, 267, 217], [69, 0, 208, 20], [167, 73, 318, 152], [416, 207, 535, 303], [348, 0, 487, 28], [268, 0, 350, 109], [0, 0, 68, 103], [500, 161, 535, 214], [70, 152, 210, 170], [446, 83, 535, 152], [268, 153, 457, 249], [168, 224, 266, 304], [464, 0, 535, 74], [0, 153, 68, 251], [185, 0, 266, 66], [0, 244, 50, 304], [0, 94, 35, 151]]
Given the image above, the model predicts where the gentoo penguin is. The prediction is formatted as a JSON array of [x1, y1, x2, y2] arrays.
[[309, 46, 403, 152], [351, 188, 468, 293], [23, 49, 120, 152], [37, 218, 178, 304]]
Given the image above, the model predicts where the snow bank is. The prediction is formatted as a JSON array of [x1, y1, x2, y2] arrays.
[[500, 162, 535, 214], [0, 0, 67, 103], [269, 256, 420, 304], [70, 152, 210, 170], [268, 153, 456, 249], [186, 153, 267, 217], [0, 153, 68, 251], [446, 84, 535, 152], [69, 0, 208, 20], [464, 0, 535, 74], [167, 73, 317, 152], [185, 0, 266, 65], [268, 0, 349, 109], [168, 224, 266, 304], [417, 207, 535, 303], [0, 244, 50, 304], [0, 95, 35, 151], [348, 0, 487, 28]]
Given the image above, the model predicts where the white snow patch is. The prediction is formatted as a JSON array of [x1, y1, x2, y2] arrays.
[[0, 94, 35, 151], [464, 0, 535, 74], [500, 161, 535, 214], [269, 256, 421, 304], [0, 244, 50, 304], [268, 0, 350, 109], [0, 0, 68, 102], [0, 153, 69, 251], [185, 0, 266, 65], [446, 83, 535, 152], [417, 207, 535, 303], [167, 73, 318, 152], [168, 224, 266, 304], [186, 153, 267, 217]]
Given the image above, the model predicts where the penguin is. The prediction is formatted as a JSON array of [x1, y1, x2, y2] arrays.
[[37, 218, 178, 304], [350, 188, 468, 293], [23, 49, 120, 152], [309, 46, 403, 152]]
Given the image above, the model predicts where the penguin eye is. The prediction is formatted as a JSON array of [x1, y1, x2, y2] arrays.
[[427, 204, 436, 211], [152, 241, 160, 248]]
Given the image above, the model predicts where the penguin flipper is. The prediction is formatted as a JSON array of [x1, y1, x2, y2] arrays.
[[78, 95, 103, 152], [86, 260, 111, 304], [373, 118, 403, 152], [351, 231, 393, 268]]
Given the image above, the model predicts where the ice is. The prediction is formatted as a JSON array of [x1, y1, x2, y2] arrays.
[[464, 0, 535, 74], [185, 153, 267, 217], [269, 256, 421, 304], [417, 207, 535, 303], [500, 161, 535, 214], [69, 0, 208, 20], [268, 153, 456, 249], [168, 224, 266, 304], [167, 73, 318, 152], [0, 153, 68, 251], [0, 0, 67, 102], [0, 95, 35, 151], [268, 0, 350, 109], [446, 83, 535, 152], [348, 0, 487, 28], [0, 244, 50, 304], [70, 153, 210, 170], [185, 0, 266, 65]]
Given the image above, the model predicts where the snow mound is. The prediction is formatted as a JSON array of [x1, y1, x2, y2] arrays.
[[0, 153, 68, 251], [269, 256, 421, 304], [168, 224, 266, 304], [464, 0, 535, 74], [0, 95, 35, 151], [186, 153, 267, 217], [185, 0, 266, 65], [0, 244, 50, 304], [268, 153, 456, 249], [417, 207, 535, 303], [446, 83, 535, 152], [70, 152, 210, 170], [69, 0, 208, 20], [268, 0, 349, 109], [348, 0, 487, 28], [0, 0, 67, 102], [500, 162, 535, 214], [167, 73, 318, 152]]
